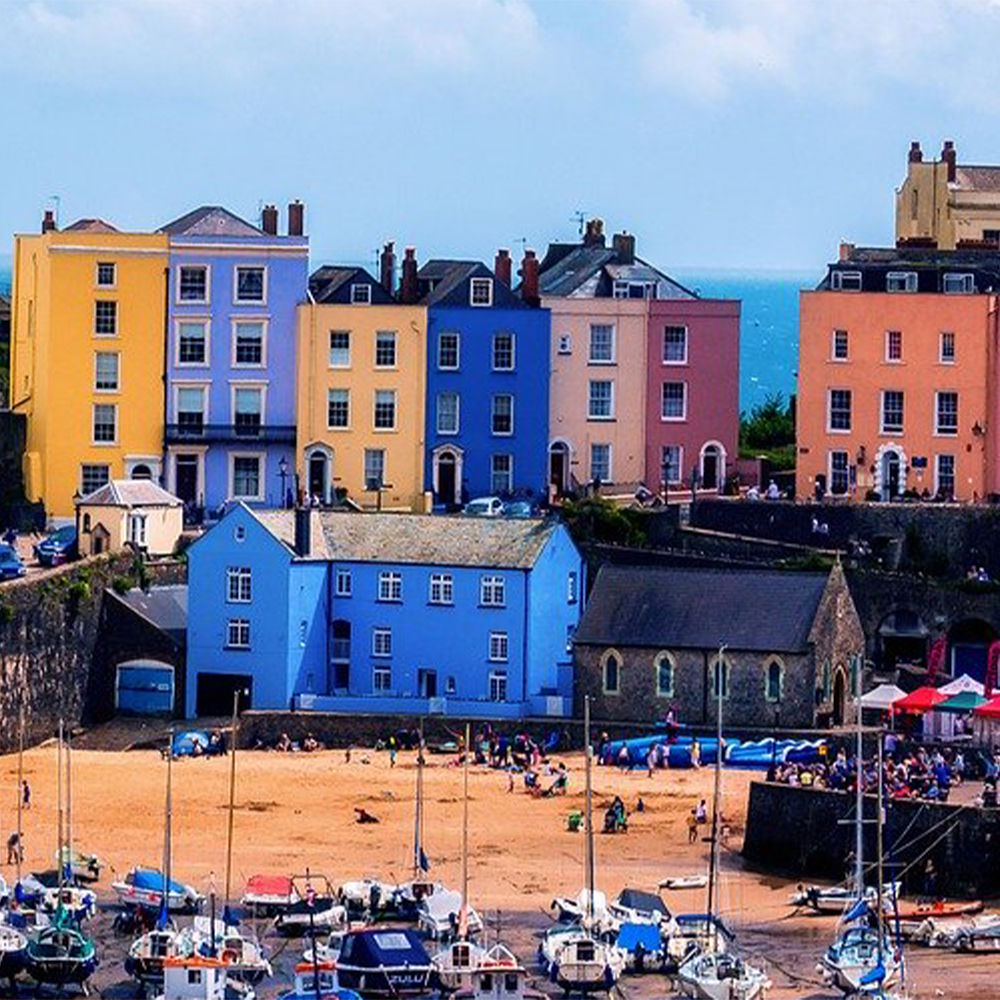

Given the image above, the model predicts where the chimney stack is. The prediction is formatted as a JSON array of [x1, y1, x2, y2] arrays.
[[494, 248, 512, 286], [288, 199, 305, 236], [839, 242, 855, 262], [942, 140, 957, 183], [294, 506, 311, 558], [520, 249, 539, 306], [583, 218, 605, 247], [612, 231, 636, 265], [261, 204, 278, 235], [400, 247, 419, 304], [41, 210, 57, 234], [380, 241, 396, 294], [908, 141, 923, 164]]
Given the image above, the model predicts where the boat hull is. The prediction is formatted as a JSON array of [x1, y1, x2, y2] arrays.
[[26, 953, 99, 986], [335, 963, 436, 998]]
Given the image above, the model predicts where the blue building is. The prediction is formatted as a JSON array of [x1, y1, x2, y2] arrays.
[[411, 255, 550, 506], [161, 203, 309, 515], [185, 504, 583, 719]]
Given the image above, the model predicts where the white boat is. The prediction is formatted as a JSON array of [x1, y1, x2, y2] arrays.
[[127, 926, 183, 987], [0, 922, 28, 985], [156, 954, 255, 1000], [185, 916, 271, 984], [609, 888, 672, 927], [302, 927, 348, 966], [820, 925, 898, 994], [433, 938, 490, 992], [540, 924, 625, 994], [452, 944, 545, 1000], [113, 868, 204, 913], [420, 887, 484, 941], [659, 875, 708, 891], [279, 959, 362, 1000], [676, 950, 771, 1000], [790, 883, 899, 916], [240, 874, 300, 916], [274, 878, 347, 936]]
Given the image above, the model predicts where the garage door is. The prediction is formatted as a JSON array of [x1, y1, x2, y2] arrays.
[[196, 673, 253, 717], [116, 660, 175, 716]]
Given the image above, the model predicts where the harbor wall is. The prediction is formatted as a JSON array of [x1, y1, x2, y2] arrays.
[[743, 780, 1000, 899]]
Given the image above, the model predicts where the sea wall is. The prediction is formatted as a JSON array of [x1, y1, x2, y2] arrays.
[[0, 555, 184, 751], [743, 780, 1000, 899]]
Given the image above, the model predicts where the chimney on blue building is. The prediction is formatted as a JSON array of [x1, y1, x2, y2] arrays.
[[294, 507, 311, 558]]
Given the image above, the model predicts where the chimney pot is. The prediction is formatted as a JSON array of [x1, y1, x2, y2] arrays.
[[942, 140, 957, 182], [908, 141, 923, 164], [494, 248, 512, 287], [41, 210, 57, 234], [400, 246, 419, 304], [380, 241, 396, 295], [839, 242, 855, 262], [261, 204, 278, 235], [612, 231, 636, 265], [583, 218, 605, 247], [287, 199, 305, 236], [520, 249, 539, 306]]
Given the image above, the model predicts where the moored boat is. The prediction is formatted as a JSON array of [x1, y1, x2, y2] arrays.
[[186, 916, 272, 984], [0, 922, 28, 985], [452, 944, 545, 1000], [334, 927, 436, 998], [241, 874, 300, 916], [279, 959, 363, 1000], [25, 919, 99, 991], [675, 949, 771, 1000], [113, 868, 204, 914], [156, 953, 255, 1000], [126, 925, 182, 987]]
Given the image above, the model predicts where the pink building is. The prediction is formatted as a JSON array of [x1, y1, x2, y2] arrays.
[[646, 297, 740, 491], [538, 218, 741, 495]]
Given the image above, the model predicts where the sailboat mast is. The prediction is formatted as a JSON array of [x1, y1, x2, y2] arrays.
[[414, 717, 425, 878], [876, 728, 885, 964], [164, 727, 173, 917], [584, 694, 594, 922], [461, 722, 470, 938], [16, 707, 23, 884], [66, 726, 73, 867], [224, 688, 240, 910], [855, 690, 864, 897], [706, 644, 725, 928], [57, 719, 64, 893]]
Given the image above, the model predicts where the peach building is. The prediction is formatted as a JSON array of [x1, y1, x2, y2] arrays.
[[798, 245, 999, 502]]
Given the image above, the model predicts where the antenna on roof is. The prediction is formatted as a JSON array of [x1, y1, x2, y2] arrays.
[[373, 248, 380, 272], [515, 236, 527, 255], [50, 195, 61, 227], [573, 211, 586, 236], [256, 199, 264, 227]]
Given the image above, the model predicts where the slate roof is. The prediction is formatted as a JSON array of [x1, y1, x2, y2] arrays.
[[252, 509, 331, 559], [536, 244, 695, 300], [158, 206, 263, 237], [118, 585, 188, 642], [309, 265, 395, 305], [955, 166, 1000, 192], [77, 480, 182, 508], [574, 565, 829, 653], [63, 218, 120, 233], [822, 246, 1000, 293], [417, 259, 526, 308], [318, 511, 557, 568]]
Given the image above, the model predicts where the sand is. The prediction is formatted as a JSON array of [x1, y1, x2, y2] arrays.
[[0, 744, 992, 998]]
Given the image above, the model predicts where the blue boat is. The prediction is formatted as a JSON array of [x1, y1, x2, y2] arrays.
[[113, 867, 203, 912], [280, 960, 364, 1000], [334, 928, 436, 998]]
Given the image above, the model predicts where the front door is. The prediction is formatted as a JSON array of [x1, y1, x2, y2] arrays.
[[701, 448, 719, 490], [437, 455, 456, 505], [883, 451, 900, 499], [550, 448, 566, 494], [308, 453, 328, 502], [832, 670, 846, 726], [175, 454, 199, 504], [419, 669, 438, 698]]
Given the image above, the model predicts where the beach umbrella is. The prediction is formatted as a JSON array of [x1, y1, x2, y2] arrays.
[[891, 686, 947, 714], [934, 691, 987, 714]]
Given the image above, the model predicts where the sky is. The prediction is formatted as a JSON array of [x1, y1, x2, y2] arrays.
[[5, 0, 1000, 274]]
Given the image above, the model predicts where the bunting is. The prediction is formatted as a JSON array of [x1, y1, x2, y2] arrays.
[[927, 635, 947, 683], [986, 641, 1000, 696]]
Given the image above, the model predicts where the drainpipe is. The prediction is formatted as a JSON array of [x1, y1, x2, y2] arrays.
[[162, 265, 170, 489]]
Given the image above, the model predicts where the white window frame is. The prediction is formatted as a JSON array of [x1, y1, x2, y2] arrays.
[[231, 319, 268, 368], [174, 382, 209, 430], [228, 452, 266, 502], [375, 330, 397, 369], [378, 570, 402, 602], [233, 264, 268, 305], [886, 271, 918, 293], [92, 403, 118, 445], [128, 513, 147, 547], [480, 575, 506, 607], [329, 330, 351, 369], [590, 442, 611, 482], [489, 631, 509, 662], [438, 331, 460, 370], [661, 444, 683, 485], [436, 391, 460, 435], [661, 381, 687, 421], [80, 464, 110, 495], [827, 388, 852, 434], [95, 261, 116, 288], [567, 571, 578, 604], [175, 318, 210, 367], [491, 394, 514, 436], [880, 390, 904, 435], [831, 329, 849, 362], [373, 389, 397, 431], [176, 264, 210, 305], [335, 568, 352, 597], [663, 325, 688, 365], [830, 270, 862, 292], [226, 618, 250, 649], [885, 329, 903, 363], [372, 627, 392, 657], [429, 573, 454, 605], [492, 331, 515, 372], [943, 272, 975, 294], [226, 566, 252, 603], [470, 277, 493, 307], [935, 390, 959, 436], [488, 671, 508, 702], [364, 448, 386, 490], [557, 333, 572, 355], [373, 665, 392, 693], [588, 323, 616, 364], [230, 382, 267, 430], [94, 299, 118, 338], [327, 388, 351, 430], [940, 331, 956, 364], [935, 453, 956, 498], [829, 450, 850, 496], [490, 453, 513, 494], [350, 282, 372, 304], [94, 351, 120, 393], [588, 379, 615, 420]]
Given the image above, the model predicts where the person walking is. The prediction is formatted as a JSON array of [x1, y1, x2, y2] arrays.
[[6, 832, 22, 865], [690, 739, 701, 769], [22, 780, 30, 811], [686, 809, 698, 844]]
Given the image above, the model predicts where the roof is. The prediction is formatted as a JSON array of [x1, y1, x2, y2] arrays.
[[536, 243, 695, 300], [935, 691, 987, 714], [77, 479, 182, 508], [252, 509, 331, 559], [118, 585, 188, 641], [824, 245, 1000, 293], [860, 683, 906, 710], [892, 686, 947, 714], [318, 511, 557, 568], [417, 259, 526, 308], [574, 565, 830, 652], [158, 205, 262, 237], [62, 218, 119, 233], [309, 265, 395, 304], [955, 165, 1000, 192]]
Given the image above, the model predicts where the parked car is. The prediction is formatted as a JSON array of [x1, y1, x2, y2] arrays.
[[34, 525, 78, 566], [0, 544, 26, 580], [464, 497, 504, 517], [503, 500, 539, 518]]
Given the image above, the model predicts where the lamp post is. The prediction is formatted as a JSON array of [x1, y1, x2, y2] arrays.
[[278, 456, 289, 509]]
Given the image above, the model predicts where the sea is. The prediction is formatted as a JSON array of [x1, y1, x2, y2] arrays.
[[0, 261, 813, 413]]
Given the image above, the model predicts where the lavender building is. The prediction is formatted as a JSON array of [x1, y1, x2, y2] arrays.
[[161, 203, 308, 513]]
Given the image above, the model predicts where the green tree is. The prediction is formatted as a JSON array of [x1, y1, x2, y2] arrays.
[[740, 392, 795, 451]]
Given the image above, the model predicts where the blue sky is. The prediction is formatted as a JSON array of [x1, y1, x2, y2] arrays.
[[4, 0, 1000, 274]]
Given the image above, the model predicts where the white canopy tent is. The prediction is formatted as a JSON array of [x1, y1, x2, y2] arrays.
[[860, 684, 907, 711], [939, 674, 985, 696]]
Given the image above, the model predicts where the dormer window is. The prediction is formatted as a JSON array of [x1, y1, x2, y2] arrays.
[[943, 273, 975, 294], [830, 270, 862, 292], [470, 277, 493, 307], [613, 280, 654, 299], [350, 283, 372, 304], [886, 271, 917, 293]]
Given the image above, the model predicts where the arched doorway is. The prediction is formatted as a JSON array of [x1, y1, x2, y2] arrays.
[[832, 668, 847, 726], [875, 443, 907, 500], [131, 464, 152, 480], [700, 441, 726, 492], [948, 618, 998, 683], [549, 441, 570, 495], [882, 450, 901, 499], [877, 608, 929, 673], [432, 446, 463, 507], [304, 445, 333, 504]]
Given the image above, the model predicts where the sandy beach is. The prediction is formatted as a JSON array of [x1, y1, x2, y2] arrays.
[[0, 743, 993, 998]]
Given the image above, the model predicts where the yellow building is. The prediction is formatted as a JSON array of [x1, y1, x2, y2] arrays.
[[296, 264, 428, 511], [896, 139, 1000, 249], [10, 214, 168, 517]]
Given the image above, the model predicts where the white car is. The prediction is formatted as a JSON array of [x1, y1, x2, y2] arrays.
[[464, 497, 504, 517]]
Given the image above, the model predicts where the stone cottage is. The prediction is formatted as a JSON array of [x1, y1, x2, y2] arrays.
[[573, 562, 863, 729]]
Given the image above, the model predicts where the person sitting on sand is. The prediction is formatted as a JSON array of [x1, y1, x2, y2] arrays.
[[276, 732, 292, 752], [303, 733, 319, 752], [354, 807, 379, 824]]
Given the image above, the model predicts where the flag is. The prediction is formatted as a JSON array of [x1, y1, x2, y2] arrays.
[[987, 641, 1000, 696], [927, 635, 947, 683], [843, 898, 869, 923]]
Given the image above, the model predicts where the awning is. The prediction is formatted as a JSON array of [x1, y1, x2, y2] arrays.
[[973, 695, 1000, 720], [892, 686, 947, 714], [860, 684, 907, 710], [939, 674, 985, 696], [933, 691, 987, 714]]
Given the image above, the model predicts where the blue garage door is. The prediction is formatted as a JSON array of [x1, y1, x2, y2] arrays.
[[116, 660, 175, 716]]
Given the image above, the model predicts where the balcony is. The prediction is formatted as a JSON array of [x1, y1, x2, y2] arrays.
[[165, 422, 296, 445]]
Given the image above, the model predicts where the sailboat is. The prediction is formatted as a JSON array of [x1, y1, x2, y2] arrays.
[[675, 647, 770, 1000], [820, 701, 899, 995], [25, 722, 99, 992], [539, 697, 625, 994]]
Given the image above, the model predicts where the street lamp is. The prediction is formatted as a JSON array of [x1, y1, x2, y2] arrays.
[[278, 457, 289, 509]]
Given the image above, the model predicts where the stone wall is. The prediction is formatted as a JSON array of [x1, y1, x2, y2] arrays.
[[743, 780, 1000, 899], [0, 555, 184, 751]]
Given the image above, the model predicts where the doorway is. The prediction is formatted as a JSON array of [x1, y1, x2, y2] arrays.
[[437, 453, 456, 505], [418, 669, 438, 698], [175, 454, 199, 504], [549, 442, 569, 495], [195, 673, 253, 717], [700, 443, 723, 491], [832, 669, 846, 726], [308, 452, 329, 503], [882, 449, 901, 499]]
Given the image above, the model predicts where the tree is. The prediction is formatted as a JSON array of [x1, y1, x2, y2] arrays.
[[740, 392, 795, 452]]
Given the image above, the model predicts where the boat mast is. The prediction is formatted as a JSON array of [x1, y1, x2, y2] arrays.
[[57, 719, 64, 895], [162, 726, 173, 924], [876, 726, 885, 967], [855, 688, 864, 899], [584, 694, 595, 925], [461, 721, 470, 939], [16, 705, 23, 884], [224, 688, 240, 916], [706, 643, 726, 942], [66, 725, 73, 870], [413, 717, 425, 879]]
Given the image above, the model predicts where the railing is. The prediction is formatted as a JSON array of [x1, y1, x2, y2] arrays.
[[165, 423, 296, 444]]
